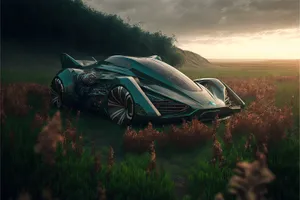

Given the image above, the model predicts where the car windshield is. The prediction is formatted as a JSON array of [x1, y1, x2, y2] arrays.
[[138, 58, 201, 92]]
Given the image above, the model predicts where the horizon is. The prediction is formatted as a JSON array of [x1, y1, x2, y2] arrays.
[[207, 58, 300, 61], [177, 28, 300, 60]]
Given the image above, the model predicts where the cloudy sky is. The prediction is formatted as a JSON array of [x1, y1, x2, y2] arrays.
[[84, 0, 300, 59]]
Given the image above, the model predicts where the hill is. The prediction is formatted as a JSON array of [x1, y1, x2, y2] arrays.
[[1, 40, 215, 71], [1, 0, 182, 66], [176, 48, 218, 68], [1, 0, 214, 69]]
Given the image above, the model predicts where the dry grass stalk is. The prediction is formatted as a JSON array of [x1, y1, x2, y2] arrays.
[[95, 152, 102, 172], [17, 190, 31, 200], [76, 110, 81, 123], [168, 119, 213, 149], [244, 134, 253, 151], [211, 137, 225, 168], [123, 123, 166, 153], [76, 134, 84, 156], [211, 116, 225, 167], [228, 99, 293, 148], [261, 143, 268, 156], [62, 119, 85, 156], [223, 120, 233, 146], [97, 182, 107, 200], [221, 77, 276, 100], [34, 111, 64, 165], [212, 115, 220, 135], [106, 146, 114, 181], [31, 112, 48, 131], [107, 146, 114, 169], [146, 141, 156, 174], [16, 188, 56, 200], [64, 119, 77, 142], [42, 188, 53, 200], [228, 153, 275, 200], [90, 140, 102, 172], [214, 192, 225, 200], [2, 83, 50, 117]]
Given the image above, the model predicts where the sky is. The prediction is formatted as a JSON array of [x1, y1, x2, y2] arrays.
[[83, 0, 300, 59]]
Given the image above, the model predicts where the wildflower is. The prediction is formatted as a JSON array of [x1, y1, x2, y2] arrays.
[[214, 193, 224, 200], [97, 182, 106, 200], [42, 188, 52, 200], [228, 154, 275, 200], [17, 190, 31, 200], [95, 152, 101, 172], [34, 111, 64, 165], [146, 141, 156, 174]]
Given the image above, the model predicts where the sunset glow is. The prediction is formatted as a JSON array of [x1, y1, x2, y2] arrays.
[[178, 28, 300, 59]]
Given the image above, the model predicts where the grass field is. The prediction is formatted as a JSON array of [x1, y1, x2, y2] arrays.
[[1, 58, 299, 200]]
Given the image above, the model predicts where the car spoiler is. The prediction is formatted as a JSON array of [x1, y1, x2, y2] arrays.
[[60, 53, 98, 69]]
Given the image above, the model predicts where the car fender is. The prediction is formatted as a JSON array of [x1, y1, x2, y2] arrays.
[[193, 78, 245, 108], [113, 76, 161, 117], [56, 68, 78, 104]]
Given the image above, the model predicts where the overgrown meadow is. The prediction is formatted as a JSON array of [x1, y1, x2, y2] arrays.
[[1, 60, 299, 200]]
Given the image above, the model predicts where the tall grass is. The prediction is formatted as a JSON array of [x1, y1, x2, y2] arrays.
[[1, 74, 299, 200], [122, 76, 298, 200], [2, 105, 175, 200]]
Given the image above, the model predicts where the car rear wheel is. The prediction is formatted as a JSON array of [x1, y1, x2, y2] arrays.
[[51, 77, 64, 109], [107, 86, 134, 125]]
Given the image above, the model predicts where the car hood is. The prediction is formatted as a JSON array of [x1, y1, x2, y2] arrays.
[[105, 55, 201, 92], [103, 55, 226, 109]]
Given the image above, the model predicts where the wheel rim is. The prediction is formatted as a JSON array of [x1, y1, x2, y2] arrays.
[[51, 78, 63, 108], [51, 88, 62, 108], [107, 86, 134, 125]]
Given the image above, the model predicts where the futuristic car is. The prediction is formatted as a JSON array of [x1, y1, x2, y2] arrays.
[[50, 53, 245, 125]]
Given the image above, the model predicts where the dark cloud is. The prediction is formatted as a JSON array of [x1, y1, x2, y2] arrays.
[[83, 0, 299, 38]]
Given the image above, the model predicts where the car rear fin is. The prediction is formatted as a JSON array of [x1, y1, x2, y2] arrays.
[[60, 53, 83, 69], [60, 53, 98, 69]]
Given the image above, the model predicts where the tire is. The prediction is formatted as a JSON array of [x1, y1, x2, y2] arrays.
[[50, 77, 64, 109], [107, 86, 134, 125]]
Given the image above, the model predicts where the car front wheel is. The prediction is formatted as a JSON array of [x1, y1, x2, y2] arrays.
[[107, 86, 134, 125], [50, 77, 64, 109]]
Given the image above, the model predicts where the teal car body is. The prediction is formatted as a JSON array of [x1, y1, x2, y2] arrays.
[[50, 53, 245, 125]]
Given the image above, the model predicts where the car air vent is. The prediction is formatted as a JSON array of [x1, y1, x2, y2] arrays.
[[144, 91, 189, 115], [152, 100, 189, 115]]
